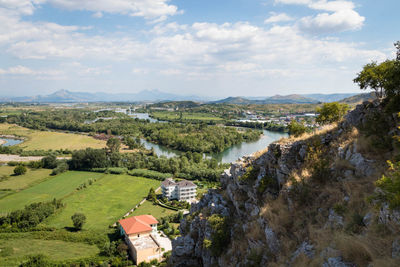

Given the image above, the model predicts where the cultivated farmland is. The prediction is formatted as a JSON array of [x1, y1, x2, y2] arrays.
[[46, 174, 160, 231], [0, 171, 106, 214], [0, 167, 52, 191], [0, 238, 100, 266]]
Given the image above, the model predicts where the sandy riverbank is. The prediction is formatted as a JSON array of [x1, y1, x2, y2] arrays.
[[0, 154, 70, 162], [0, 140, 6, 146]]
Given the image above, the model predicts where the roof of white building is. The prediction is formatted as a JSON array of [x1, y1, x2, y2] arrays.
[[161, 178, 196, 188], [177, 180, 196, 188]]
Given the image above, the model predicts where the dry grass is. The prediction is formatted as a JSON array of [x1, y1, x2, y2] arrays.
[[246, 221, 265, 242], [335, 234, 373, 266], [282, 123, 339, 144], [334, 159, 356, 172]]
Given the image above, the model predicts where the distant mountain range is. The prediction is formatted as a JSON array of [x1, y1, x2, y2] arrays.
[[0, 89, 207, 103], [0, 90, 362, 104], [339, 92, 377, 104], [212, 93, 359, 105]]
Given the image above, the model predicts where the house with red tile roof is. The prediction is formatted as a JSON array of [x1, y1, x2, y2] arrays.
[[119, 215, 162, 264]]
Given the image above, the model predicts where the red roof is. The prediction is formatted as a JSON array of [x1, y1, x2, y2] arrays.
[[119, 215, 158, 235]]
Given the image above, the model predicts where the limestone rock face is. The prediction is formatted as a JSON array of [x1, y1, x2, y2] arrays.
[[392, 238, 400, 259], [170, 100, 395, 267]]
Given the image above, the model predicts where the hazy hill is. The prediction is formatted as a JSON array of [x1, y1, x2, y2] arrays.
[[339, 92, 377, 104], [304, 93, 357, 102], [213, 94, 320, 104]]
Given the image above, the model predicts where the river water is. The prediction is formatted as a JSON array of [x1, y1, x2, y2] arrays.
[[141, 130, 288, 164], [0, 138, 23, 147]]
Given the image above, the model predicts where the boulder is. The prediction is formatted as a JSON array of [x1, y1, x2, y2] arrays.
[[322, 257, 355, 267], [291, 241, 315, 262]]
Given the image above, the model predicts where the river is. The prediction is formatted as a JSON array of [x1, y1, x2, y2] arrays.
[[141, 130, 288, 164], [0, 113, 288, 164], [0, 138, 24, 147]]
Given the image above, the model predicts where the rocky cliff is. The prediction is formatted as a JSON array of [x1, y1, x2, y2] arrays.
[[171, 100, 400, 267]]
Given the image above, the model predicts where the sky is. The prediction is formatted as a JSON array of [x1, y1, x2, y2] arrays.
[[0, 0, 398, 98]]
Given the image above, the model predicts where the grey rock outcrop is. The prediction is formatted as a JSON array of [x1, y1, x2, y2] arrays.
[[322, 257, 355, 267], [170, 100, 393, 267]]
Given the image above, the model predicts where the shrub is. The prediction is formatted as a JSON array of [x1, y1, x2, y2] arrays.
[[20, 254, 52, 267], [51, 162, 69, 176], [316, 102, 349, 125], [13, 165, 27, 176], [0, 199, 63, 230], [71, 213, 86, 230], [239, 166, 260, 182], [41, 154, 58, 169], [288, 120, 309, 137], [107, 167, 127, 174], [257, 175, 279, 194], [206, 214, 230, 256], [371, 160, 400, 209]]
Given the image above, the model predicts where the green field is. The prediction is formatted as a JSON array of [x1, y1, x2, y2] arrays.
[[46, 174, 160, 230], [130, 200, 177, 220], [0, 123, 106, 151], [0, 171, 106, 213], [151, 111, 224, 121], [0, 167, 52, 191], [0, 166, 14, 177], [0, 238, 99, 266]]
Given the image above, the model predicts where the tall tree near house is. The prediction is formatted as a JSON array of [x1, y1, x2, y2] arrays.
[[147, 187, 156, 202]]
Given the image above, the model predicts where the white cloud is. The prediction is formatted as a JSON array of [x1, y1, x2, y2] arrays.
[[275, 0, 365, 33], [46, 0, 180, 21], [298, 9, 364, 33], [0, 0, 44, 15], [0, 0, 180, 21], [0, 65, 63, 77], [264, 13, 294, 24]]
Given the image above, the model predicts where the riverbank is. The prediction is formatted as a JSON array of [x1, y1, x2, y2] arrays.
[[0, 140, 5, 146], [0, 154, 70, 163]]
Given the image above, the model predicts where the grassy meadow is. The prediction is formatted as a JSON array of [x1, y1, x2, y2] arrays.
[[0, 238, 99, 266], [0, 123, 106, 151], [130, 200, 177, 220], [46, 174, 160, 230], [0, 171, 106, 214], [0, 167, 52, 191]]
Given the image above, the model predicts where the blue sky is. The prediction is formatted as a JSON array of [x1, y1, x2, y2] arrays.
[[0, 0, 398, 97]]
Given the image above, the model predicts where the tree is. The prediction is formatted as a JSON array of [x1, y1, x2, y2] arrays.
[[41, 154, 58, 169], [354, 42, 400, 99], [316, 102, 349, 125], [147, 187, 157, 202], [106, 137, 121, 153], [14, 165, 27, 176], [353, 60, 397, 98], [288, 120, 308, 137], [71, 213, 86, 230]]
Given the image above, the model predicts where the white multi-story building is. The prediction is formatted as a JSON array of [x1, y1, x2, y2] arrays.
[[161, 178, 197, 202]]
